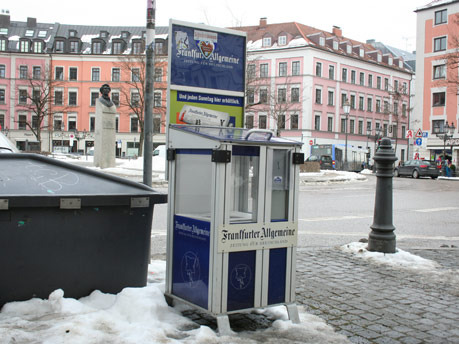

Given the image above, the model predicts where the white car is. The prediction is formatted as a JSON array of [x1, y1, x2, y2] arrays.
[[0, 132, 19, 153]]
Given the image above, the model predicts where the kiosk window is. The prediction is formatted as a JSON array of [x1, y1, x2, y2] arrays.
[[271, 149, 290, 221], [175, 150, 213, 220], [230, 146, 260, 223]]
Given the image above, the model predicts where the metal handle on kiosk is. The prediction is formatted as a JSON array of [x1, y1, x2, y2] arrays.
[[244, 129, 273, 141]]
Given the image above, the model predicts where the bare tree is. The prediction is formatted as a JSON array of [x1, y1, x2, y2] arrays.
[[14, 61, 69, 150], [385, 83, 411, 153], [245, 57, 302, 136]]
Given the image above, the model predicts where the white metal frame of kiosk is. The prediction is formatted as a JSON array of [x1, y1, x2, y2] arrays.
[[165, 125, 303, 334]]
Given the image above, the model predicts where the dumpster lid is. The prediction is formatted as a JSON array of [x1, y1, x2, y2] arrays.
[[0, 153, 165, 197], [169, 125, 302, 146]]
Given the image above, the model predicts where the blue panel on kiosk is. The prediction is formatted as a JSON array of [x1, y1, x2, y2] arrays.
[[268, 248, 287, 305], [172, 215, 210, 309], [227, 250, 256, 311]]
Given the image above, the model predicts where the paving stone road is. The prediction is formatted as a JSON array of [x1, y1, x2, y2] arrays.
[[296, 247, 459, 344]]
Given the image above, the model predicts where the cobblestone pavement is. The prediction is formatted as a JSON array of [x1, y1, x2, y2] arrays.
[[296, 247, 459, 344]]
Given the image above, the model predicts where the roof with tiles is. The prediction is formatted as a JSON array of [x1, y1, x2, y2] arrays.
[[231, 18, 413, 74]]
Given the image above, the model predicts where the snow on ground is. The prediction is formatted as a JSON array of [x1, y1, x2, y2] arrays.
[[340, 242, 440, 270], [0, 261, 349, 344]]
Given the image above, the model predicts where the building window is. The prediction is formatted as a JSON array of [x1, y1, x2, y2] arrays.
[[327, 90, 334, 106], [131, 92, 140, 107], [69, 41, 79, 53], [154, 68, 162, 82], [351, 70, 356, 84], [384, 100, 389, 113], [247, 89, 255, 104], [68, 91, 77, 106], [359, 72, 364, 86], [350, 95, 356, 109], [112, 92, 119, 106], [315, 62, 322, 77], [341, 118, 347, 133], [131, 117, 139, 132], [112, 68, 120, 82], [367, 98, 373, 112], [358, 120, 363, 135], [262, 37, 271, 47], [432, 120, 444, 133], [259, 63, 268, 78], [132, 42, 142, 54], [154, 92, 162, 107], [32, 89, 40, 103], [69, 67, 78, 80], [92, 68, 100, 81], [33, 66, 41, 79], [433, 64, 446, 79], [0, 65, 4, 79], [260, 89, 268, 104], [259, 115, 267, 129], [329, 65, 335, 80], [350, 119, 355, 134], [433, 92, 446, 106], [0, 39, 6, 51], [384, 78, 389, 91], [54, 90, 63, 105], [0, 89, 5, 103], [342, 68, 347, 82], [90, 117, 95, 132], [32, 41, 43, 53], [401, 126, 406, 139], [315, 115, 321, 130], [68, 116, 77, 131], [55, 67, 63, 80], [20, 40, 30, 53], [434, 36, 447, 52], [19, 115, 27, 130], [291, 113, 298, 129], [291, 87, 299, 102], [278, 115, 285, 130], [131, 68, 140, 82], [90, 92, 99, 106], [279, 62, 287, 77], [394, 101, 399, 115], [327, 117, 333, 132], [19, 66, 28, 79], [377, 76, 381, 89], [315, 88, 322, 104], [278, 35, 287, 45], [0, 114, 4, 128], [55, 40, 64, 53], [376, 99, 381, 113], [368, 74, 373, 88], [155, 42, 164, 54], [341, 93, 347, 108], [402, 103, 407, 116], [247, 64, 256, 79], [435, 9, 447, 25], [92, 42, 102, 54], [113, 42, 122, 54], [19, 89, 28, 104], [359, 96, 364, 111], [277, 88, 286, 103], [246, 115, 254, 129], [292, 61, 300, 76]]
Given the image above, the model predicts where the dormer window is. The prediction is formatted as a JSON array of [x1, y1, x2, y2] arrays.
[[121, 31, 130, 39], [377, 54, 382, 62], [69, 30, 77, 37], [19, 40, 30, 53], [113, 41, 123, 54], [333, 41, 338, 50], [359, 49, 364, 57], [278, 35, 287, 46], [100, 31, 109, 38], [32, 41, 43, 53], [55, 40, 64, 53], [25, 30, 34, 37], [0, 38, 6, 51], [38, 30, 47, 38], [399, 61, 403, 68], [388, 57, 393, 65], [346, 45, 351, 54], [262, 37, 272, 47], [0, 28, 8, 35], [69, 40, 79, 53], [92, 41, 102, 54], [132, 41, 143, 54], [319, 37, 325, 46]]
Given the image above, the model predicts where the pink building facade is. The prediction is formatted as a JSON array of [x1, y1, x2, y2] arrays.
[[415, 0, 459, 165]]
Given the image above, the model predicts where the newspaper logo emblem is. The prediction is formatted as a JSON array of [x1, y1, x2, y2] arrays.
[[181, 251, 200, 287], [198, 40, 214, 59], [175, 31, 189, 50], [230, 264, 252, 290]]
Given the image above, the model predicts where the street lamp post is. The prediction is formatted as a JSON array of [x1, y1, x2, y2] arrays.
[[343, 100, 351, 171]]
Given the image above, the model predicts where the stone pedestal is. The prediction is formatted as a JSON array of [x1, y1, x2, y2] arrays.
[[94, 100, 116, 169]]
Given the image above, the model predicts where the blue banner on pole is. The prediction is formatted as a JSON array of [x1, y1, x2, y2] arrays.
[[171, 24, 246, 92]]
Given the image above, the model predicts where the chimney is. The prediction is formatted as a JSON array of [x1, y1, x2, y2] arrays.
[[0, 13, 10, 27], [366, 39, 376, 46], [27, 17, 37, 27], [260, 17, 267, 27], [332, 26, 342, 37]]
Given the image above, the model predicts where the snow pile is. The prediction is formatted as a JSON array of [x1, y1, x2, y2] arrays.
[[0, 261, 349, 344], [300, 170, 366, 184], [341, 242, 440, 270]]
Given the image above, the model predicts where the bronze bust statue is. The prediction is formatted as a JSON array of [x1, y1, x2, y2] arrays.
[[98, 84, 114, 107]]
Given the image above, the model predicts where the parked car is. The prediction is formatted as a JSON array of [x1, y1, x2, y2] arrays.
[[0, 132, 19, 153], [394, 160, 439, 179], [306, 155, 335, 170]]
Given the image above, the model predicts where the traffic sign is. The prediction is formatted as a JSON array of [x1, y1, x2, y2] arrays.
[[309, 140, 314, 145], [415, 138, 422, 146], [415, 128, 423, 138]]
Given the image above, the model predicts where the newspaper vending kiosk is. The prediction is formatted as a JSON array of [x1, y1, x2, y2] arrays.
[[165, 125, 303, 334]]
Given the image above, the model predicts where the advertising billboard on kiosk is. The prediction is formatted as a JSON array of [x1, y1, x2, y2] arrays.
[[167, 19, 246, 128]]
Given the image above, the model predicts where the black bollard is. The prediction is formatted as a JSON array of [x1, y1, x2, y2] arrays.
[[368, 137, 398, 253]]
